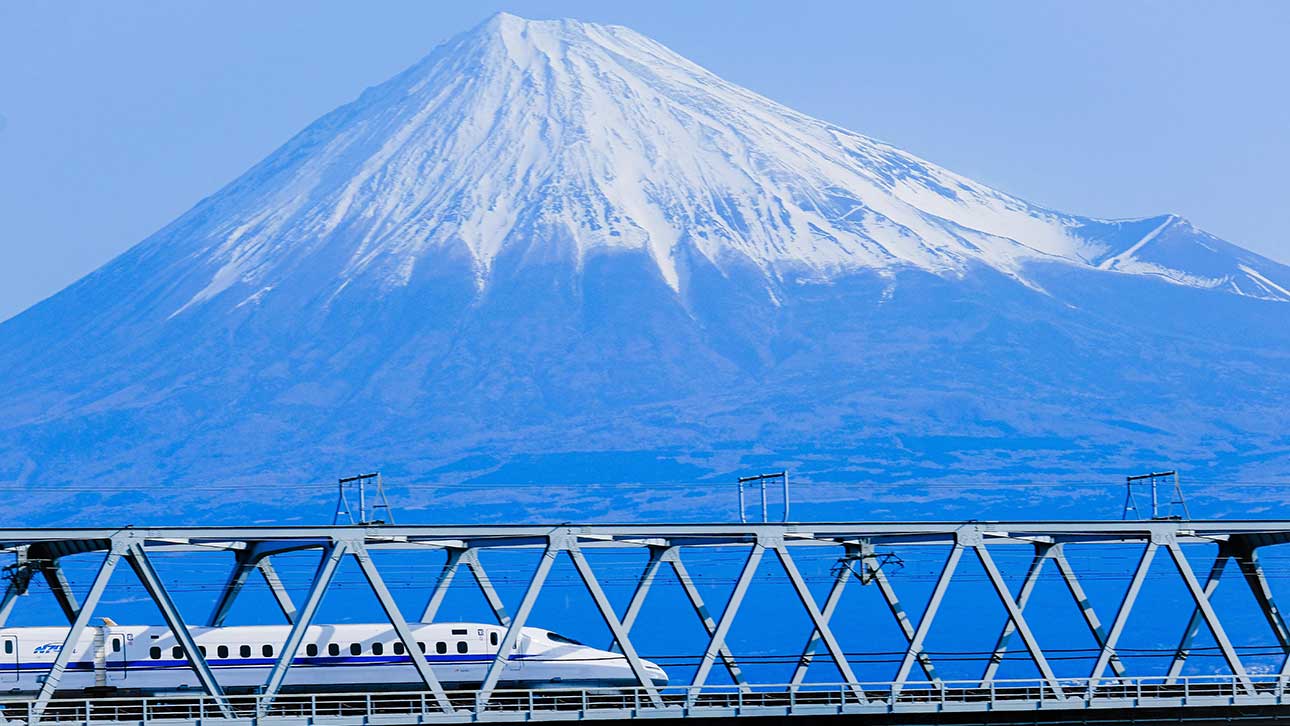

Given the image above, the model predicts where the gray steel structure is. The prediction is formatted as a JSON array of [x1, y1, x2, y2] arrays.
[[2, 520, 1290, 725]]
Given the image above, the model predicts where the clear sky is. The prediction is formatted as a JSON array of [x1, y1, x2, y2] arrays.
[[1, 1, 1287, 322]]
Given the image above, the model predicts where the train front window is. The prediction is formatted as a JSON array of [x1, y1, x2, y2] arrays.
[[547, 632, 583, 645]]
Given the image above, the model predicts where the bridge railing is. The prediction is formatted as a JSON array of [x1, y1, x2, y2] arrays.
[[1, 674, 1283, 725]]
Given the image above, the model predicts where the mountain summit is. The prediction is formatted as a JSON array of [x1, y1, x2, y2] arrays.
[[1, 14, 1287, 523], [147, 12, 1290, 320]]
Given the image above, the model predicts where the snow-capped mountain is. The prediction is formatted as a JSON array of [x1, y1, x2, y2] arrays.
[[1, 14, 1287, 524]]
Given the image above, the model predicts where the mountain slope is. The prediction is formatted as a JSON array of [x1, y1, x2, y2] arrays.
[[0, 13, 1287, 524]]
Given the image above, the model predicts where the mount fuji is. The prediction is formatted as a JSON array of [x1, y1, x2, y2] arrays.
[[2, 14, 1288, 524]]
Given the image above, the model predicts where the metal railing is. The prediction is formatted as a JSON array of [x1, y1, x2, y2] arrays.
[[1, 675, 1284, 725]]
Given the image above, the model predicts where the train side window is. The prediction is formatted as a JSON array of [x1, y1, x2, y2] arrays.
[[172, 646, 182, 659], [328, 643, 340, 656], [435, 642, 446, 655], [372, 642, 384, 656], [240, 645, 251, 658], [350, 643, 362, 656], [393, 642, 405, 655], [418, 642, 426, 653], [149, 647, 161, 659], [217, 645, 229, 659], [112, 639, 121, 653], [305, 644, 318, 657], [262, 644, 274, 658], [489, 632, 498, 646], [456, 641, 468, 654]]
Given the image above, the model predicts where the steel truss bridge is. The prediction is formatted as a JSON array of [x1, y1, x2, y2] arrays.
[[3, 520, 1290, 725]]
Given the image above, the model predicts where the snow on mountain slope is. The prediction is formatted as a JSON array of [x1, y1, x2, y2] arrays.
[[145, 12, 1287, 319]]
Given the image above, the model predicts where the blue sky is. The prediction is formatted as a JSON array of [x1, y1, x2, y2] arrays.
[[1, 1, 1287, 322]]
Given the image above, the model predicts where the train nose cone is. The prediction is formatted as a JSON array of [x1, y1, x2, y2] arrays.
[[644, 659, 669, 686]]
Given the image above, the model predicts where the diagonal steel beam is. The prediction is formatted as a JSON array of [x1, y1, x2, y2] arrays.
[[28, 546, 121, 725], [1165, 546, 1230, 682], [1087, 540, 1156, 694], [463, 549, 511, 626], [350, 544, 454, 713], [1051, 545, 1125, 678], [870, 552, 939, 683], [261, 541, 347, 707], [207, 545, 298, 627], [477, 543, 557, 709], [125, 543, 234, 718], [567, 546, 664, 707], [981, 544, 1051, 685], [790, 550, 852, 688], [773, 544, 866, 701], [256, 557, 298, 624], [1166, 540, 1254, 694], [690, 541, 765, 694], [892, 543, 963, 694], [667, 549, 748, 688], [420, 548, 464, 623], [617, 546, 666, 639], [206, 549, 259, 627], [39, 560, 79, 624], [974, 543, 1063, 698], [1232, 545, 1290, 649]]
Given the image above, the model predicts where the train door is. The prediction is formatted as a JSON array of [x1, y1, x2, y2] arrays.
[[0, 636, 17, 683], [105, 631, 128, 684]]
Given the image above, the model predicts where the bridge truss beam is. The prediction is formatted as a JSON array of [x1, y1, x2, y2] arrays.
[[2, 519, 1289, 724]]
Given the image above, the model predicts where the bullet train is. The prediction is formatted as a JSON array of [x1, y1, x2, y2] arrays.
[[0, 621, 668, 695]]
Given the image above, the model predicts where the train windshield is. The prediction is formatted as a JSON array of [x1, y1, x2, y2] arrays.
[[547, 631, 583, 645]]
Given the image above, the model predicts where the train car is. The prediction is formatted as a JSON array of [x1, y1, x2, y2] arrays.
[[0, 621, 668, 695]]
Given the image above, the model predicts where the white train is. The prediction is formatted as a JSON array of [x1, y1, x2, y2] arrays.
[[0, 621, 668, 695]]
